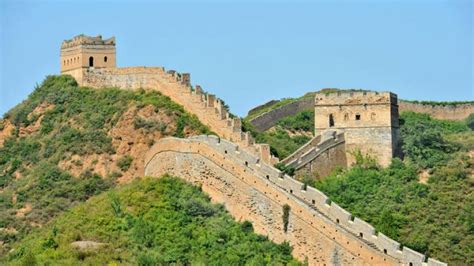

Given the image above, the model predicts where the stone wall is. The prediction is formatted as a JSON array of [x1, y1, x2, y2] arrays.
[[399, 101, 474, 121], [249, 97, 314, 132], [144, 136, 446, 266], [281, 135, 322, 165], [314, 92, 399, 167], [74, 67, 279, 165], [247, 98, 473, 135], [61, 35, 116, 75], [70, 67, 447, 265], [297, 135, 347, 178]]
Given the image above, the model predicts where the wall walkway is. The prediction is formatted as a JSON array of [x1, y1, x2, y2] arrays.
[[144, 136, 446, 266]]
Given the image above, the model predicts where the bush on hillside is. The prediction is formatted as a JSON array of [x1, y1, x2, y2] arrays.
[[315, 113, 474, 264], [0, 75, 211, 255], [5, 176, 301, 265]]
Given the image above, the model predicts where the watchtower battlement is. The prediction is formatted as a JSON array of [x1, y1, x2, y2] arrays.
[[314, 90, 400, 166], [60, 34, 116, 84]]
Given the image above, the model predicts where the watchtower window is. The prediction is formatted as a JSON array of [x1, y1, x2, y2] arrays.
[[104, 56, 108, 62], [355, 114, 361, 121], [344, 113, 349, 121], [329, 114, 335, 127], [89, 56, 94, 67]]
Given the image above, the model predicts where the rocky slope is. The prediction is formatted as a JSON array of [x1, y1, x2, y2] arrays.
[[0, 75, 211, 255]]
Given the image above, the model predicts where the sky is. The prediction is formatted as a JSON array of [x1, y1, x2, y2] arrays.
[[0, 0, 472, 117]]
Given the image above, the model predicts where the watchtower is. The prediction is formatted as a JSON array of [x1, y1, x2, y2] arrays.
[[314, 91, 400, 167], [60, 34, 116, 84]]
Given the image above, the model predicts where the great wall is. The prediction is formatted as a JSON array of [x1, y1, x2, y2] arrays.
[[248, 96, 474, 132], [59, 34, 448, 265]]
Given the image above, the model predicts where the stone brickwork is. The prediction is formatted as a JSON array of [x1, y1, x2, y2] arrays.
[[282, 130, 347, 178], [60, 34, 116, 83], [69, 66, 279, 165], [249, 97, 314, 132], [144, 136, 446, 266], [314, 91, 400, 167], [59, 36, 446, 265], [399, 101, 474, 121], [248, 97, 473, 135]]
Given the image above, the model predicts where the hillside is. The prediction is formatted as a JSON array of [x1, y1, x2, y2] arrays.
[[246, 90, 474, 133], [247, 98, 473, 264], [0, 75, 212, 256], [3, 176, 300, 265], [1, 74, 472, 264], [243, 110, 314, 159], [300, 112, 473, 264]]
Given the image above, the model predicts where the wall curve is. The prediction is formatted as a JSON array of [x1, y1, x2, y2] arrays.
[[247, 98, 473, 135], [144, 136, 446, 266], [399, 101, 474, 121], [76, 67, 279, 165], [248, 97, 314, 132]]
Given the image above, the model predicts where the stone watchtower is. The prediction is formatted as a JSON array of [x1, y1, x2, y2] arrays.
[[60, 34, 116, 84], [314, 91, 400, 167]]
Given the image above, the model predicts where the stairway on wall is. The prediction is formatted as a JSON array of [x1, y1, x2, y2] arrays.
[[80, 67, 446, 266], [144, 136, 446, 266], [281, 130, 345, 170]]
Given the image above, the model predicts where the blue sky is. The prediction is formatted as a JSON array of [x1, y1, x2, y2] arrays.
[[0, 0, 472, 117]]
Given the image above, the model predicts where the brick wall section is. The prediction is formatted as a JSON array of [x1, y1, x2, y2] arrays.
[[399, 101, 474, 121], [282, 131, 347, 178], [249, 97, 314, 132], [144, 136, 446, 266], [69, 68, 446, 266], [281, 135, 322, 165], [74, 67, 279, 165], [247, 98, 473, 135], [314, 92, 400, 167]]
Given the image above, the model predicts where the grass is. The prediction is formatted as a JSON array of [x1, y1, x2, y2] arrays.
[[0, 75, 211, 255], [306, 112, 474, 264], [4, 176, 301, 265]]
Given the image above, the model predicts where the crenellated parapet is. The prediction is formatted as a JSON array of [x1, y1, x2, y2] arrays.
[[281, 130, 346, 178], [144, 136, 446, 266], [75, 66, 279, 165]]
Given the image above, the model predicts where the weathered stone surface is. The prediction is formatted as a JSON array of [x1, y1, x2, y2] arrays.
[[60, 34, 116, 78], [59, 36, 445, 266], [70, 241, 105, 251], [399, 101, 473, 121], [314, 91, 400, 167], [249, 97, 314, 132], [145, 137, 404, 265]]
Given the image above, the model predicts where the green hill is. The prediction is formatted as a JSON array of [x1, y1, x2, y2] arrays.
[[0, 75, 212, 256], [0, 76, 302, 264], [308, 112, 473, 264], [3, 176, 300, 265], [1, 75, 473, 264], [246, 99, 473, 264]]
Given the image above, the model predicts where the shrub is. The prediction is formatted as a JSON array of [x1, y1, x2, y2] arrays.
[[5, 177, 301, 265], [275, 163, 295, 176], [466, 113, 474, 130], [117, 155, 133, 172], [282, 204, 291, 233], [277, 110, 314, 131]]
